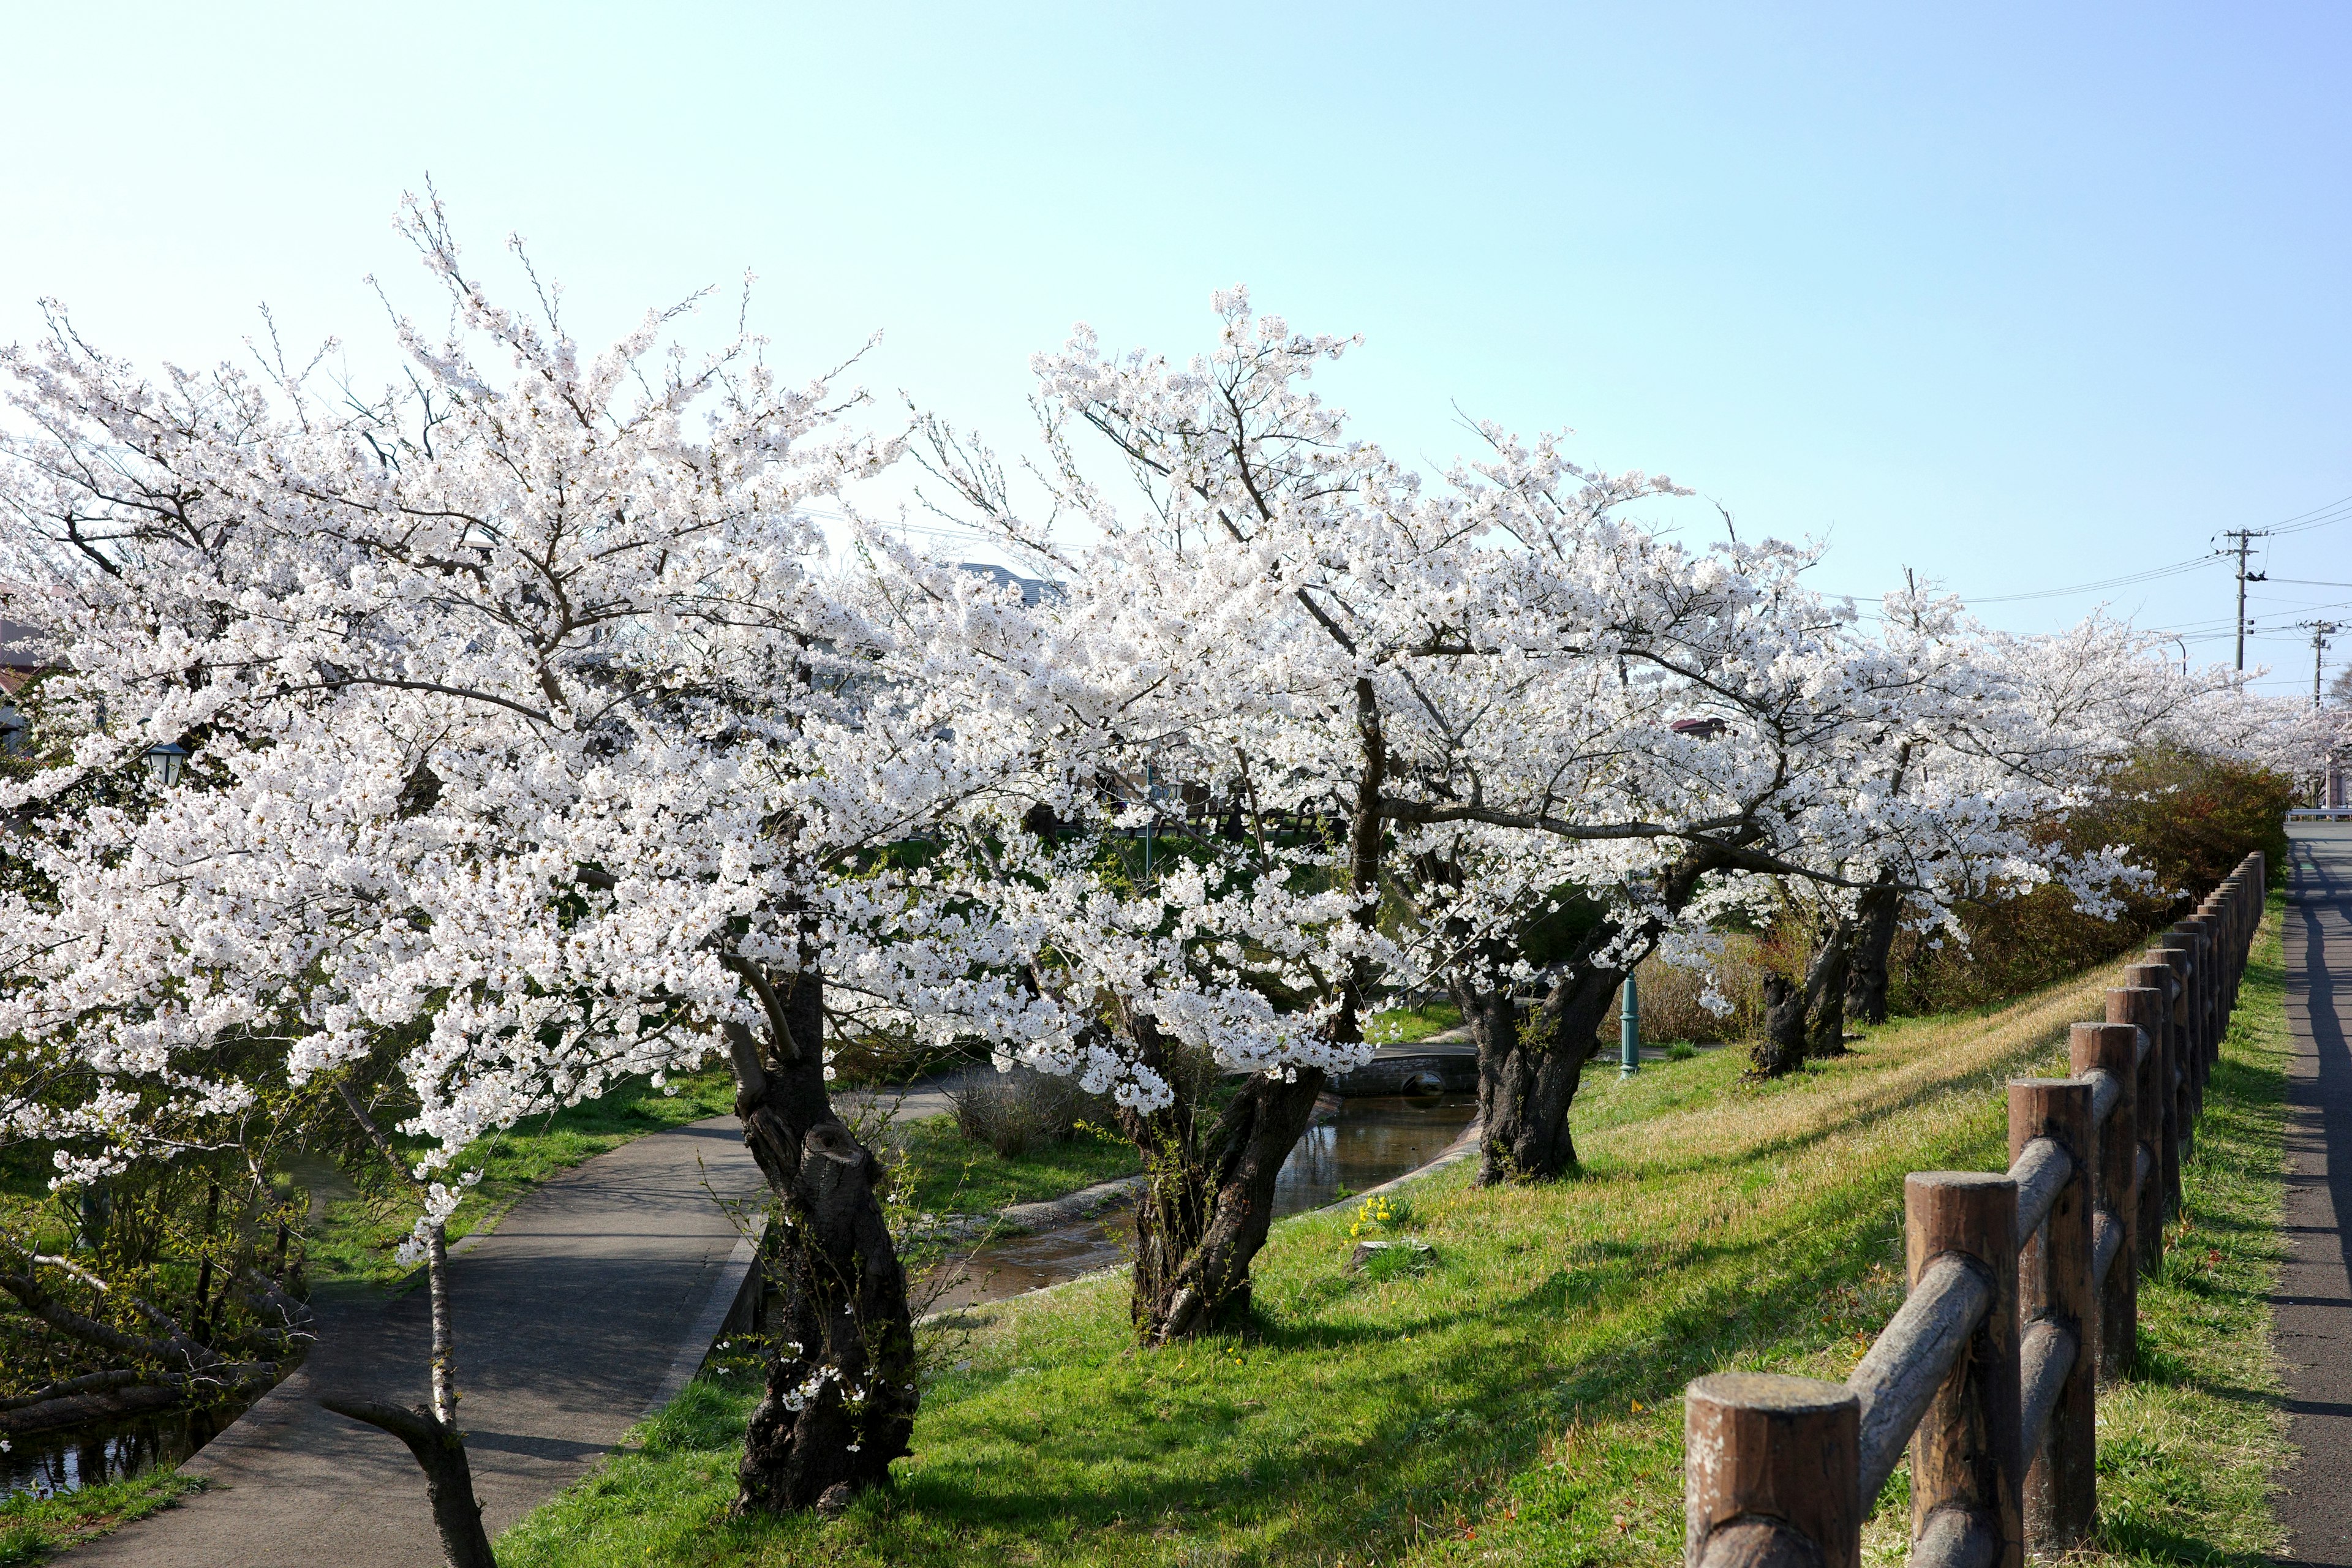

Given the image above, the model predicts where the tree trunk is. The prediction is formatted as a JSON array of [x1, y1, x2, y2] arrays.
[[326, 1087, 499, 1568], [321, 1398, 495, 1568], [1457, 847, 1732, 1184], [1803, 920, 1853, 1060], [1463, 961, 1619, 1183], [1751, 974, 1807, 1077], [1112, 671, 1384, 1343], [726, 962, 918, 1517], [1123, 1064, 1328, 1343], [1844, 876, 1899, 1026]]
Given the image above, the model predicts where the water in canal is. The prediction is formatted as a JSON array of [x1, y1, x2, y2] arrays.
[[918, 1091, 1475, 1314], [1, 1401, 247, 1502]]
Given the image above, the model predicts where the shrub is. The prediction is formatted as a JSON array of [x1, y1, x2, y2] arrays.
[[1888, 745, 2291, 1015], [948, 1068, 1116, 1159], [1617, 935, 1768, 1045]]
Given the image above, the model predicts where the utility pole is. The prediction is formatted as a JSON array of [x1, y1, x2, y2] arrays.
[[2303, 620, 2340, 707], [2222, 529, 2270, 671]]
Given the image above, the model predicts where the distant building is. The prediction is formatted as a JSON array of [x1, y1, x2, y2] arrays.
[[957, 563, 1058, 605], [0, 609, 46, 752]]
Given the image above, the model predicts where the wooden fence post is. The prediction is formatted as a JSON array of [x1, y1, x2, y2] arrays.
[[2174, 917, 2217, 1114], [1683, 1373, 1860, 1568], [2209, 892, 2239, 1023], [2011, 1079, 2095, 1552], [1670, 869, 2260, 1563], [2109, 979, 2167, 1261], [2071, 1020, 2140, 1379], [1905, 1170, 2022, 1567], [2222, 868, 2252, 1000], [2215, 876, 2248, 1008], [2146, 941, 2195, 1171], [2115, 964, 2178, 1224]]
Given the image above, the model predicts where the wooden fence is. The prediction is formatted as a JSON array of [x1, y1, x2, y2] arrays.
[[1681, 852, 2267, 1568]]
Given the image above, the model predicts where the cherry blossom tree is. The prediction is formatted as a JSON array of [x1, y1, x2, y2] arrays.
[[0, 195, 1057, 1542], [1777, 602, 2304, 1061], [897, 297, 1439, 1339]]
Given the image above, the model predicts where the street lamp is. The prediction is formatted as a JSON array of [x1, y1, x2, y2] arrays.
[[1620, 971, 1642, 1077], [1619, 872, 1654, 1079], [143, 742, 189, 786]]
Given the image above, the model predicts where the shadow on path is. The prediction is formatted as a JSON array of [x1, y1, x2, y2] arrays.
[[2270, 823, 2352, 1563]]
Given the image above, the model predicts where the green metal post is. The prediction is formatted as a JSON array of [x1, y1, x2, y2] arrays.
[[1620, 972, 1640, 1076]]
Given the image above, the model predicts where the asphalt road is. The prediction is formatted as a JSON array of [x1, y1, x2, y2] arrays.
[[72, 1117, 767, 1568], [2275, 821, 2352, 1566]]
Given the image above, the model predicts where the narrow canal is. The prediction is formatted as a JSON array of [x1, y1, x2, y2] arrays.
[[918, 1091, 1476, 1314]]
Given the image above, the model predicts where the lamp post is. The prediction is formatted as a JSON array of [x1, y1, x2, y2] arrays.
[[143, 742, 189, 786], [1620, 971, 1641, 1077]]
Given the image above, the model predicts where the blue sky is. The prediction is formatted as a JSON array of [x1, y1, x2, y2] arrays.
[[4, 2, 2349, 693]]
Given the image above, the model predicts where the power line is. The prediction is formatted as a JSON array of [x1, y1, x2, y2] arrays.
[[2264, 492, 2352, 535], [1959, 489, 2352, 608], [1968, 554, 2218, 604]]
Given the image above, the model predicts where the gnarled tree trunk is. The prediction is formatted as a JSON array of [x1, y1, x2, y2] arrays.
[[1457, 848, 1727, 1183], [1843, 876, 1901, 1026], [1751, 912, 1854, 1078], [726, 962, 918, 1516], [1460, 959, 1621, 1182], [1803, 919, 1853, 1060], [1751, 973, 1807, 1077], [1122, 1054, 1329, 1343]]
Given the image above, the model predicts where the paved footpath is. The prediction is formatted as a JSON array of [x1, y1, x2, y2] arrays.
[[74, 1118, 767, 1568], [2275, 821, 2352, 1566]]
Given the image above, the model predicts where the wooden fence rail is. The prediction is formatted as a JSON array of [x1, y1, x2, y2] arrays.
[[1683, 852, 2267, 1568]]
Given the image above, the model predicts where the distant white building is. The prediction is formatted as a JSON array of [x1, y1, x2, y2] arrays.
[[957, 563, 1058, 605]]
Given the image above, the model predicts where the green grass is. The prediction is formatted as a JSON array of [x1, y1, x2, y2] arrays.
[[0, 1471, 205, 1566], [498, 919, 2296, 1567], [306, 1069, 741, 1288], [885, 1115, 1142, 1217], [1368, 1001, 1464, 1045], [2069, 902, 2291, 1563]]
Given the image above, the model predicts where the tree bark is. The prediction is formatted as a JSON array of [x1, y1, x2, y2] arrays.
[[1843, 875, 1900, 1026], [1754, 910, 1856, 1079], [1802, 918, 1853, 1060], [726, 960, 918, 1516], [320, 1398, 496, 1568], [1123, 1060, 1328, 1342], [1458, 848, 1726, 1184], [1462, 960, 1620, 1182], [1752, 974, 1807, 1077]]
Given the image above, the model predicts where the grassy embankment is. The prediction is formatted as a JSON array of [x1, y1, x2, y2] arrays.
[[496, 911, 2294, 1567], [0, 1472, 205, 1567]]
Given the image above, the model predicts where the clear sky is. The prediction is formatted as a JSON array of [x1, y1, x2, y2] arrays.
[[4, 2, 2349, 695]]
